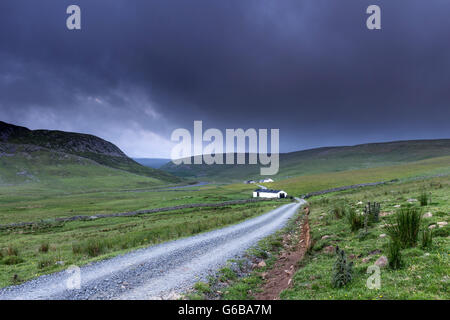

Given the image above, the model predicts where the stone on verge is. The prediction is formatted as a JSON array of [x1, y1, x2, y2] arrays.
[[375, 256, 388, 268]]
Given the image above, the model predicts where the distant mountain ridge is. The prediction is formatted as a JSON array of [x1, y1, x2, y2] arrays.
[[161, 139, 450, 182], [0, 121, 181, 183], [133, 158, 171, 169]]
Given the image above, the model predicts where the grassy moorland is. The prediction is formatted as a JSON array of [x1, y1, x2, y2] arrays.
[[1, 126, 449, 298], [282, 175, 449, 299], [161, 140, 450, 182], [0, 121, 180, 182], [217, 175, 449, 300], [0, 134, 274, 288], [0, 143, 259, 224], [268, 156, 450, 196], [0, 200, 287, 288], [0, 142, 186, 193], [0, 181, 258, 224]]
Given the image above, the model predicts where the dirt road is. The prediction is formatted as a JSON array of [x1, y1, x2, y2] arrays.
[[0, 199, 306, 300]]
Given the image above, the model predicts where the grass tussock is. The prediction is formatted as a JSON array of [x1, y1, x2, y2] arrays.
[[420, 229, 433, 249], [0, 246, 23, 265], [37, 257, 54, 269], [72, 239, 113, 257], [331, 202, 346, 219], [39, 242, 49, 253], [1, 256, 24, 265], [387, 240, 403, 270], [6, 246, 19, 256], [346, 207, 364, 232], [418, 191, 430, 206], [387, 206, 422, 248]]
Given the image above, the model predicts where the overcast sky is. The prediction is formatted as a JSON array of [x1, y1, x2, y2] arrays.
[[1, 0, 449, 157]]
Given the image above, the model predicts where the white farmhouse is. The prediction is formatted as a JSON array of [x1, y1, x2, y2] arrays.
[[253, 189, 287, 199]]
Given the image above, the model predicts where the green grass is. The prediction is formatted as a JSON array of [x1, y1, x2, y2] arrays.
[[387, 240, 403, 270], [345, 207, 364, 232], [218, 267, 238, 282], [0, 121, 180, 182], [386, 206, 422, 248], [270, 156, 450, 196], [162, 139, 450, 182], [418, 191, 430, 206], [0, 143, 286, 289], [218, 175, 449, 300], [0, 201, 286, 288], [193, 281, 212, 294], [77, 151, 180, 182], [219, 212, 304, 300], [280, 175, 449, 299], [2, 132, 449, 300], [0, 178, 261, 224], [421, 229, 433, 250]]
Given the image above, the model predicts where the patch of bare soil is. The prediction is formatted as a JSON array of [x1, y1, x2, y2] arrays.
[[254, 207, 311, 300]]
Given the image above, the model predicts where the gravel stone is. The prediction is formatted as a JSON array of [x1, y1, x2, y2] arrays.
[[0, 200, 305, 300]]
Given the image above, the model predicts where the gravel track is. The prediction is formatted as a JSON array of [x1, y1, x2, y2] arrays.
[[0, 199, 305, 300]]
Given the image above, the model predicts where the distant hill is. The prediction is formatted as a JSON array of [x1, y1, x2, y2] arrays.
[[0, 121, 181, 184], [133, 158, 170, 169], [160, 139, 450, 182]]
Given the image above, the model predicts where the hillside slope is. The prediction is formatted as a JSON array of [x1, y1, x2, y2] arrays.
[[0, 121, 181, 184], [161, 139, 450, 182], [133, 158, 170, 169], [0, 142, 169, 192]]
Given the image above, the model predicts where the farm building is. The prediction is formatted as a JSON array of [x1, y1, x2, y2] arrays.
[[253, 189, 287, 199]]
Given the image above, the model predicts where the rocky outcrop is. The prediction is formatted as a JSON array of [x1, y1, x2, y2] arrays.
[[0, 121, 125, 157]]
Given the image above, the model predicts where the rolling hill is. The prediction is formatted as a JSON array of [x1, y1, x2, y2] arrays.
[[160, 139, 450, 182], [133, 158, 170, 169], [0, 121, 181, 186]]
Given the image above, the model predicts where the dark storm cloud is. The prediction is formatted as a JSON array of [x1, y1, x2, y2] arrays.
[[0, 0, 449, 156]]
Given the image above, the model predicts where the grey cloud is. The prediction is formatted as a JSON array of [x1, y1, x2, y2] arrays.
[[0, 0, 449, 156]]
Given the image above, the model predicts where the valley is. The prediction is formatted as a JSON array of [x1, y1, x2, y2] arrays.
[[216, 174, 449, 300], [161, 139, 450, 182], [0, 121, 448, 300]]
